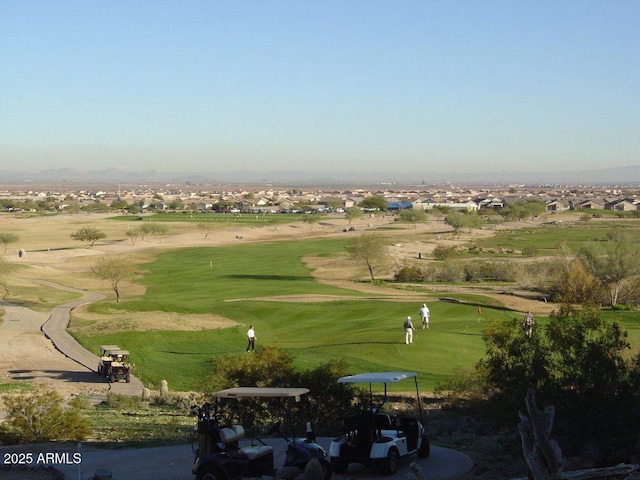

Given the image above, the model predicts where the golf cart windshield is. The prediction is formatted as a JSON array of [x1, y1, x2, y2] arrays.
[[212, 387, 312, 439], [337, 372, 422, 421]]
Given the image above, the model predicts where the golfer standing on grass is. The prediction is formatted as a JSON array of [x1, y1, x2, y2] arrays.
[[404, 316, 415, 344], [246, 325, 256, 352], [419, 303, 430, 329]]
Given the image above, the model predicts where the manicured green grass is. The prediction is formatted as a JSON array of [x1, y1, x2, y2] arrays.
[[76, 298, 500, 392], [71, 234, 535, 392], [71, 232, 640, 393], [474, 220, 640, 256]]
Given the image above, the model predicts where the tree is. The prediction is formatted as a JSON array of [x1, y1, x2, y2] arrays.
[[125, 228, 140, 245], [197, 222, 214, 239], [445, 211, 484, 233], [110, 198, 129, 210], [70, 226, 106, 247], [302, 213, 322, 228], [92, 255, 135, 302], [140, 222, 168, 241], [550, 257, 600, 304], [345, 207, 363, 225], [523, 200, 546, 220], [578, 231, 640, 306], [323, 198, 343, 210], [398, 208, 427, 228], [0, 388, 90, 443], [0, 232, 19, 255], [345, 234, 388, 282], [167, 198, 185, 210], [360, 195, 387, 210]]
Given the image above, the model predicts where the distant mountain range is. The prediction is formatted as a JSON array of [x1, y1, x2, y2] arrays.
[[0, 165, 639, 186]]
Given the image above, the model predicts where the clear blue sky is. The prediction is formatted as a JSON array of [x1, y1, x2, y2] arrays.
[[1, 0, 638, 175]]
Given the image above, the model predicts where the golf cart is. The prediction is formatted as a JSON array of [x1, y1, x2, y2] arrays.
[[192, 387, 331, 480], [107, 349, 131, 383], [97, 345, 131, 383], [328, 372, 430, 475], [97, 344, 120, 376]]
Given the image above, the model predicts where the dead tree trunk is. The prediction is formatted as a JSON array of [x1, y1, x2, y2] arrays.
[[518, 388, 563, 480]]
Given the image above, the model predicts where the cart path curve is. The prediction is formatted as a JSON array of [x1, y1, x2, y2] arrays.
[[35, 279, 145, 397]]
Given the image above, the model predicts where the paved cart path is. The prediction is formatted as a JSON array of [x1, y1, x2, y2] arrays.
[[50, 439, 473, 480], [36, 280, 144, 397]]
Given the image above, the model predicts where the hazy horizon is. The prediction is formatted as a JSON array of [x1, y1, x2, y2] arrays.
[[1, 1, 638, 175]]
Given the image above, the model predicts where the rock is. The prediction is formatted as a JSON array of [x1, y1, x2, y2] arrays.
[[160, 380, 168, 398]]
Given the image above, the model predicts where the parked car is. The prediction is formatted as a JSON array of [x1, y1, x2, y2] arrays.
[[329, 372, 430, 475]]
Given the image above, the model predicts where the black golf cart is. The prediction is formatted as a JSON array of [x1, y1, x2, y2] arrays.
[[192, 387, 331, 480]]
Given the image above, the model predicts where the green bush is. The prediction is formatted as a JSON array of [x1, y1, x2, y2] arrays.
[[199, 345, 356, 435], [0, 389, 91, 444], [394, 265, 424, 282], [476, 304, 639, 458], [433, 245, 457, 260], [106, 392, 143, 409]]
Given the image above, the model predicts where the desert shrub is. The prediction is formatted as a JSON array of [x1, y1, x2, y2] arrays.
[[297, 358, 357, 435], [550, 259, 602, 304], [433, 245, 457, 260], [199, 346, 355, 435], [394, 265, 424, 282], [616, 276, 640, 306], [106, 392, 143, 409], [462, 261, 518, 282], [150, 391, 205, 411], [436, 262, 465, 282], [434, 366, 488, 408], [0, 388, 91, 444]]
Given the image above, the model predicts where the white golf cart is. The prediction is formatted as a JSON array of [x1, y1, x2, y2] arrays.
[[192, 387, 331, 480], [328, 372, 430, 475]]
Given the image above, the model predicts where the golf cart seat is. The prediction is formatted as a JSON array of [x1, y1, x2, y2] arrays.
[[374, 413, 392, 436], [220, 425, 273, 460]]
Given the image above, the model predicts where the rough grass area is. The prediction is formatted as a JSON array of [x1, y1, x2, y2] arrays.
[[83, 393, 198, 448]]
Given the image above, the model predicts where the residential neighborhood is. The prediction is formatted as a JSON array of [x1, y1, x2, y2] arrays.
[[0, 182, 638, 215]]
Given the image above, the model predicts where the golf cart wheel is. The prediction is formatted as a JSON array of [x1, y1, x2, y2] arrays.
[[377, 448, 399, 475], [330, 457, 348, 473], [418, 434, 431, 458], [196, 464, 226, 480], [125, 373, 130, 383], [319, 458, 333, 480]]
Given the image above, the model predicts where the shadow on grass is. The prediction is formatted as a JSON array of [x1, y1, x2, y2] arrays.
[[224, 274, 312, 281], [311, 340, 407, 347], [158, 351, 213, 355]]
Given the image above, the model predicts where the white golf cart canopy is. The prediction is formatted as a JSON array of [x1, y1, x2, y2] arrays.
[[336, 372, 423, 421], [337, 372, 416, 384], [214, 387, 310, 401]]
